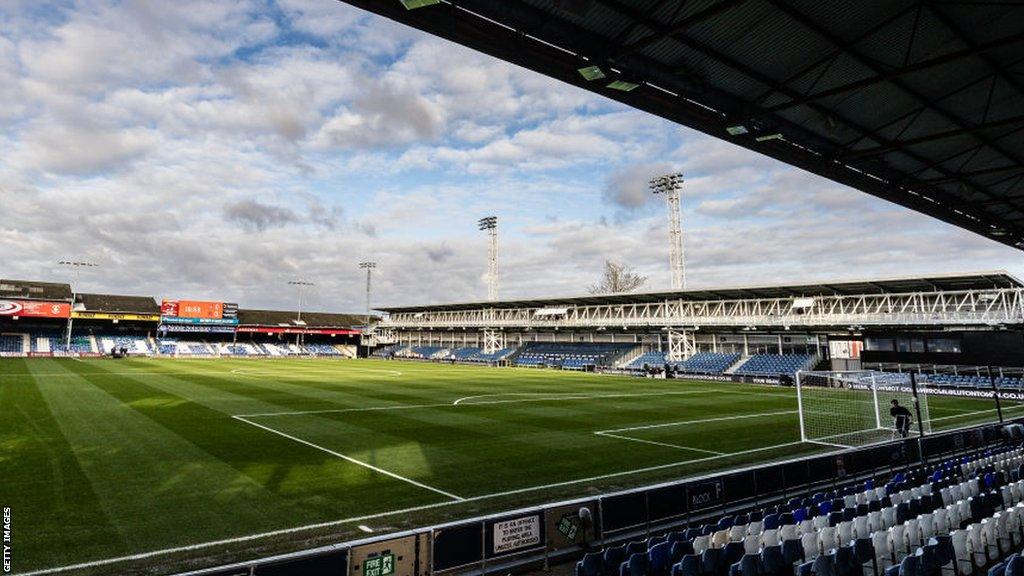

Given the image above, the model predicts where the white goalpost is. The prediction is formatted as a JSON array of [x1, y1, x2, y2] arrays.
[[796, 370, 930, 448]]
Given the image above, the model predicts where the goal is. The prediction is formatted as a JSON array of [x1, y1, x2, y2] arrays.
[[796, 370, 930, 448]]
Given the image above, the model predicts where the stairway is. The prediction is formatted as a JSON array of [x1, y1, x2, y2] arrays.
[[724, 355, 749, 375]]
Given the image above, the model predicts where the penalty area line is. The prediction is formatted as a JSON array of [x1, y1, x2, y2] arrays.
[[593, 431, 725, 455], [596, 410, 799, 435], [231, 415, 463, 502]]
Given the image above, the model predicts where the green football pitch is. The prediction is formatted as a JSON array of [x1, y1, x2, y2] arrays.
[[1, 358, 1017, 575]]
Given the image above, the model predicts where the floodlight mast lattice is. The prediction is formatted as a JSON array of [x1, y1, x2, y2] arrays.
[[359, 261, 376, 331], [649, 172, 686, 290], [478, 216, 498, 301], [58, 260, 99, 353], [288, 280, 314, 346]]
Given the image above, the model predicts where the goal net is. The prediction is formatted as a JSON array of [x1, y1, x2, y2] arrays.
[[796, 370, 930, 448]]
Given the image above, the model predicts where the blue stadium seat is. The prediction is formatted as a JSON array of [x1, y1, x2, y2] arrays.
[[649, 542, 673, 576], [577, 553, 603, 576], [620, 553, 648, 576], [515, 342, 635, 369], [673, 352, 740, 375], [673, 555, 701, 576], [734, 354, 816, 377]]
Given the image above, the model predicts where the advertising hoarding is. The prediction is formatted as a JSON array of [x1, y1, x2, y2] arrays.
[[0, 300, 71, 319]]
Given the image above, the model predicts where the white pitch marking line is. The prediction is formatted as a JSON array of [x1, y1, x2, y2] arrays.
[[19, 439, 837, 576], [230, 366, 403, 378], [236, 402, 453, 418], [594, 432, 725, 455], [232, 416, 463, 502], [928, 403, 1024, 422], [806, 439, 854, 449], [238, 388, 720, 418], [596, 410, 799, 434], [452, 389, 716, 406]]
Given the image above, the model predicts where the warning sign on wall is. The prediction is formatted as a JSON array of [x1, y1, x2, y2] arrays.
[[491, 515, 541, 555]]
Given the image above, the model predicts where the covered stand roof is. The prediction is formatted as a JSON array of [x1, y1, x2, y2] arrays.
[[377, 271, 1022, 312], [0, 279, 73, 301], [340, 0, 1024, 248], [76, 293, 161, 314], [237, 309, 368, 328]]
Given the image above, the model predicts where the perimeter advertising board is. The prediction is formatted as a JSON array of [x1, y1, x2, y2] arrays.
[[0, 300, 71, 319], [71, 311, 161, 322]]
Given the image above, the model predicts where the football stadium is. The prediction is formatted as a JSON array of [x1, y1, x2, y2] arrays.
[[3, 2, 1024, 576]]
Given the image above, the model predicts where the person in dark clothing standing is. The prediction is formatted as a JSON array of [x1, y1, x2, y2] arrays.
[[890, 399, 913, 438]]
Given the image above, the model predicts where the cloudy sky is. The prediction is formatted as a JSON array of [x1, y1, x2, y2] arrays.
[[1, 0, 1020, 312]]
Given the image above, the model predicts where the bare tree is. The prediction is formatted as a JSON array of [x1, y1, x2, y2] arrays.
[[588, 260, 647, 294]]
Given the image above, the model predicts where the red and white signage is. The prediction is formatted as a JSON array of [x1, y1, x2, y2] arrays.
[[162, 300, 225, 319], [0, 300, 71, 319]]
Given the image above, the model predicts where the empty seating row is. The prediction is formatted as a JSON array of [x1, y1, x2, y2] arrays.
[[515, 342, 635, 368], [674, 353, 741, 375], [0, 334, 25, 354], [926, 374, 1024, 391], [734, 354, 816, 377], [576, 445, 1024, 576], [626, 351, 668, 370]]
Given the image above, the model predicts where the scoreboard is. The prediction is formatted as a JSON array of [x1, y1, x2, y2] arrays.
[[161, 300, 238, 325]]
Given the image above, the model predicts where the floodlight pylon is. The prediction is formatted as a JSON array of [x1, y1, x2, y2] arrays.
[[649, 172, 686, 290], [477, 216, 498, 301]]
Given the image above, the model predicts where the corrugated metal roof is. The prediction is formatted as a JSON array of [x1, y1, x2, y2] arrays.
[[340, 0, 1024, 248], [0, 279, 73, 301], [77, 293, 160, 314], [377, 271, 1023, 312]]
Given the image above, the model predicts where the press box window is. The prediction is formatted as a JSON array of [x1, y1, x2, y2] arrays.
[[865, 338, 894, 351], [928, 338, 962, 353]]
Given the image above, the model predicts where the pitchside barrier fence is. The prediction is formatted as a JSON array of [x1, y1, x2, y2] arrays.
[[177, 418, 1021, 576]]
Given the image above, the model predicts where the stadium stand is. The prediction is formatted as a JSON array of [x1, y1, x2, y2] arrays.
[[515, 342, 635, 369], [675, 352, 741, 375], [0, 334, 25, 355], [371, 344, 402, 357], [98, 335, 152, 355], [180, 341, 214, 356], [575, 445, 1024, 576], [625, 351, 668, 370], [34, 334, 94, 354], [408, 345, 447, 359], [306, 343, 342, 356], [734, 354, 817, 377], [219, 343, 254, 356], [926, 374, 1024, 391], [450, 347, 482, 361], [259, 342, 290, 356], [479, 347, 516, 362], [157, 340, 177, 355]]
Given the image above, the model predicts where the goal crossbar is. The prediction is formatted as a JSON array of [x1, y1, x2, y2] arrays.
[[796, 370, 929, 448]]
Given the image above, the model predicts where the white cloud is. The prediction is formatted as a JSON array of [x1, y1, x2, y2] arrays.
[[0, 0, 1019, 314]]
